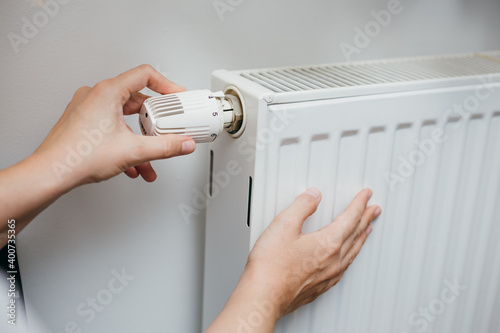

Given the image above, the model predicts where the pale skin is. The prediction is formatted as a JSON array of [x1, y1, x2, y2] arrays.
[[0, 65, 381, 332]]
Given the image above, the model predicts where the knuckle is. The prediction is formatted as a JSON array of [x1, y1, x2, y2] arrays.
[[320, 235, 341, 257], [75, 86, 91, 97], [162, 137, 181, 157], [319, 282, 331, 295], [356, 209, 364, 222], [340, 223, 352, 239], [349, 208, 363, 224], [93, 80, 113, 94], [348, 253, 357, 267], [330, 241, 342, 256], [352, 229, 361, 242], [138, 64, 154, 74], [350, 245, 362, 260], [341, 256, 352, 270], [305, 293, 320, 306], [128, 145, 144, 165], [326, 267, 343, 282], [339, 244, 347, 260], [300, 253, 320, 275], [161, 142, 174, 158], [336, 213, 349, 227], [348, 254, 355, 266]]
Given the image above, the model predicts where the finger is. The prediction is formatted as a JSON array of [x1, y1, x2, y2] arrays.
[[124, 166, 139, 179], [346, 205, 381, 245], [133, 134, 196, 165], [274, 188, 322, 233], [123, 92, 150, 115], [317, 189, 372, 239], [111, 65, 185, 104], [326, 189, 372, 239], [357, 205, 380, 236], [341, 225, 372, 268], [135, 162, 157, 182], [317, 274, 342, 295], [341, 188, 372, 226]]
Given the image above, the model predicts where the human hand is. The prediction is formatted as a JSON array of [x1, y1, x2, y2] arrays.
[[0, 65, 197, 247], [242, 188, 380, 321], [207, 189, 380, 332], [34, 64, 196, 192]]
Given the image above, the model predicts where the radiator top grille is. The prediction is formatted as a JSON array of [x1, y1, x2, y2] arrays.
[[239, 53, 500, 93], [482, 52, 500, 63]]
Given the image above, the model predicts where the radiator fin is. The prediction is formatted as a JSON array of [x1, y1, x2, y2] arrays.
[[239, 54, 500, 93]]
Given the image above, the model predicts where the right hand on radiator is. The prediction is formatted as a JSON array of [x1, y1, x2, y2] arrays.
[[206, 188, 381, 333]]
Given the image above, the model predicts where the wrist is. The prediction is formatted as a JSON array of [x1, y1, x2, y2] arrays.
[[29, 150, 76, 197], [233, 265, 283, 323], [0, 151, 73, 240], [206, 265, 281, 333]]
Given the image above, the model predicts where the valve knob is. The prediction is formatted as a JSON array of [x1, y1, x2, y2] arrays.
[[139, 89, 243, 143]]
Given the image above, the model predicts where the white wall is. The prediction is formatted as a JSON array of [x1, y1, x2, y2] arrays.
[[0, 0, 498, 332]]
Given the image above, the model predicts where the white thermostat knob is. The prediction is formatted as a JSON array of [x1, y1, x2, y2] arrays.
[[139, 89, 243, 143]]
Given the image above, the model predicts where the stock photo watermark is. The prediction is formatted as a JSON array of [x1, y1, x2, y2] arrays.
[[178, 111, 296, 224], [401, 278, 467, 333], [236, 299, 276, 333], [51, 117, 115, 183], [58, 268, 135, 333], [235, 232, 346, 333], [385, 74, 496, 191], [7, 0, 72, 54], [178, 159, 243, 223], [339, 0, 410, 61], [5, 219, 18, 326], [213, 0, 244, 21]]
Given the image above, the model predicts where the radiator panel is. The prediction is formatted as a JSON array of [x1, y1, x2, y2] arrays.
[[259, 90, 500, 332], [204, 53, 500, 332]]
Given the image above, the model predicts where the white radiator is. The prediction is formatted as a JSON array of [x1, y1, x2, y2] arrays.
[[201, 53, 500, 333]]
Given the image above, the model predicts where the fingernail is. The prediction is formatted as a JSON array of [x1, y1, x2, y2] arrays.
[[305, 188, 321, 202], [375, 207, 382, 217], [366, 225, 373, 235], [181, 140, 196, 154], [367, 189, 373, 199]]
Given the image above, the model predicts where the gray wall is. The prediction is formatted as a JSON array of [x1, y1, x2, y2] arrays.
[[0, 0, 498, 332]]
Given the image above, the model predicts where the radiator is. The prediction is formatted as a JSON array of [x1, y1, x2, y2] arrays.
[[201, 52, 500, 333]]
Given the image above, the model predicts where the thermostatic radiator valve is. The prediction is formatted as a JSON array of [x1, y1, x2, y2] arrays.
[[139, 90, 244, 143]]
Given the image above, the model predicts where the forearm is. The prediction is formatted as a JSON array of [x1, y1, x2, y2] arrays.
[[206, 268, 280, 333], [0, 152, 67, 248]]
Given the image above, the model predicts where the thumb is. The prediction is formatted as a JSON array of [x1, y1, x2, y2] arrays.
[[137, 134, 196, 163], [274, 188, 322, 233]]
